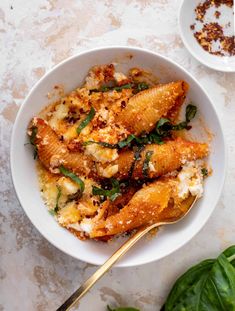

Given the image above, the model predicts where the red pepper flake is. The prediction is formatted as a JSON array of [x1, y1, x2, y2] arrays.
[[214, 10, 221, 18], [190, 24, 196, 30], [191, 0, 235, 56]]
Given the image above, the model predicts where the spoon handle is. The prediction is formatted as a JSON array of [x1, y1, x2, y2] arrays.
[[56, 223, 158, 311]]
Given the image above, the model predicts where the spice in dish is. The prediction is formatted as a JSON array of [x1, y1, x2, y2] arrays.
[[27, 64, 210, 241], [190, 0, 235, 56]]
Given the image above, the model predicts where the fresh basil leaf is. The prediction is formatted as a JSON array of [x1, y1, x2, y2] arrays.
[[29, 126, 38, 159], [157, 118, 171, 128], [135, 82, 149, 93], [223, 246, 235, 267], [186, 104, 197, 123], [49, 209, 56, 216], [92, 179, 121, 202], [156, 104, 197, 138], [59, 166, 85, 194], [100, 86, 111, 92], [84, 131, 163, 151], [164, 259, 215, 310], [91, 82, 149, 94], [77, 107, 95, 134], [84, 140, 118, 149], [107, 306, 139, 311], [201, 168, 208, 177], [171, 121, 188, 131], [113, 83, 133, 92], [118, 134, 136, 148], [30, 126, 38, 145], [67, 190, 82, 202], [54, 185, 61, 213], [148, 133, 164, 144], [155, 118, 172, 137], [128, 145, 144, 179], [163, 246, 235, 311], [109, 192, 121, 201], [91, 83, 133, 93], [142, 151, 153, 178]]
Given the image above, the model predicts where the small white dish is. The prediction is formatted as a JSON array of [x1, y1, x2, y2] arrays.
[[179, 0, 235, 72], [11, 46, 226, 267]]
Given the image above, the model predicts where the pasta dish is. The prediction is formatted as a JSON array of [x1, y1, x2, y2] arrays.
[[27, 64, 209, 241]]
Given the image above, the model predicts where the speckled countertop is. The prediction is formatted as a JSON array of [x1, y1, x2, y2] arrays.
[[1, 1, 235, 310]]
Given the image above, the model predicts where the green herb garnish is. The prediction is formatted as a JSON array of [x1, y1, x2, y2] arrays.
[[128, 145, 144, 179], [162, 245, 235, 311], [186, 104, 197, 122], [156, 104, 197, 137], [29, 126, 38, 159], [142, 151, 153, 178], [54, 185, 61, 213], [76, 106, 95, 134], [59, 166, 85, 194], [201, 168, 208, 177], [112, 83, 133, 92], [91, 83, 133, 93], [107, 306, 139, 311], [49, 185, 61, 215], [91, 82, 149, 94], [117, 134, 137, 148], [84, 132, 163, 151], [92, 179, 121, 201], [135, 82, 149, 93], [49, 209, 56, 216], [84, 140, 118, 149], [84, 104, 196, 150]]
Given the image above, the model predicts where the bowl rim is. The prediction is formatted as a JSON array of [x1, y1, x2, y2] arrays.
[[178, 0, 235, 73], [10, 46, 227, 267]]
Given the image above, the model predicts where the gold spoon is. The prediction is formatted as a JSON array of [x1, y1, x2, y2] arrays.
[[57, 195, 198, 311]]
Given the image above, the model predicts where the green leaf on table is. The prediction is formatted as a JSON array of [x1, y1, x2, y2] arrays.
[[163, 246, 235, 311]]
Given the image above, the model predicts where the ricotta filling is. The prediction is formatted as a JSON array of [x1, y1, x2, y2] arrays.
[[177, 160, 204, 199]]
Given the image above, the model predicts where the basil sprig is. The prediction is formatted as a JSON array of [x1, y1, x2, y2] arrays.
[[201, 168, 208, 177], [84, 104, 197, 150], [48, 185, 61, 216], [161, 246, 235, 311], [128, 145, 144, 179], [156, 104, 197, 137], [59, 166, 85, 194], [84, 132, 163, 150], [29, 126, 38, 159], [135, 82, 149, 93], [92, 179, 121, 201], [90, 82, 149, 94], [53, 185, 62, 214], [142, 150, 154, 178], [77, 107, 95, 134]]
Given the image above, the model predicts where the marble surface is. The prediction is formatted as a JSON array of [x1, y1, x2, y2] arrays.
[[1, 0, 235, 310]]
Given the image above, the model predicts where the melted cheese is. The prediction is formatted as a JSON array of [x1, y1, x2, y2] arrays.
[[177, 161, 204, 199], [85, 144, 118, 163]]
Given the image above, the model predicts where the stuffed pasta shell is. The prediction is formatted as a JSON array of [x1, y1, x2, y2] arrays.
[[27, 63, 210, 241]]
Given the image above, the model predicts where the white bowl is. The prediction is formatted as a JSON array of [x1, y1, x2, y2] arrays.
[[179, 0, 235, 72], [11, 46, 226, 267]]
